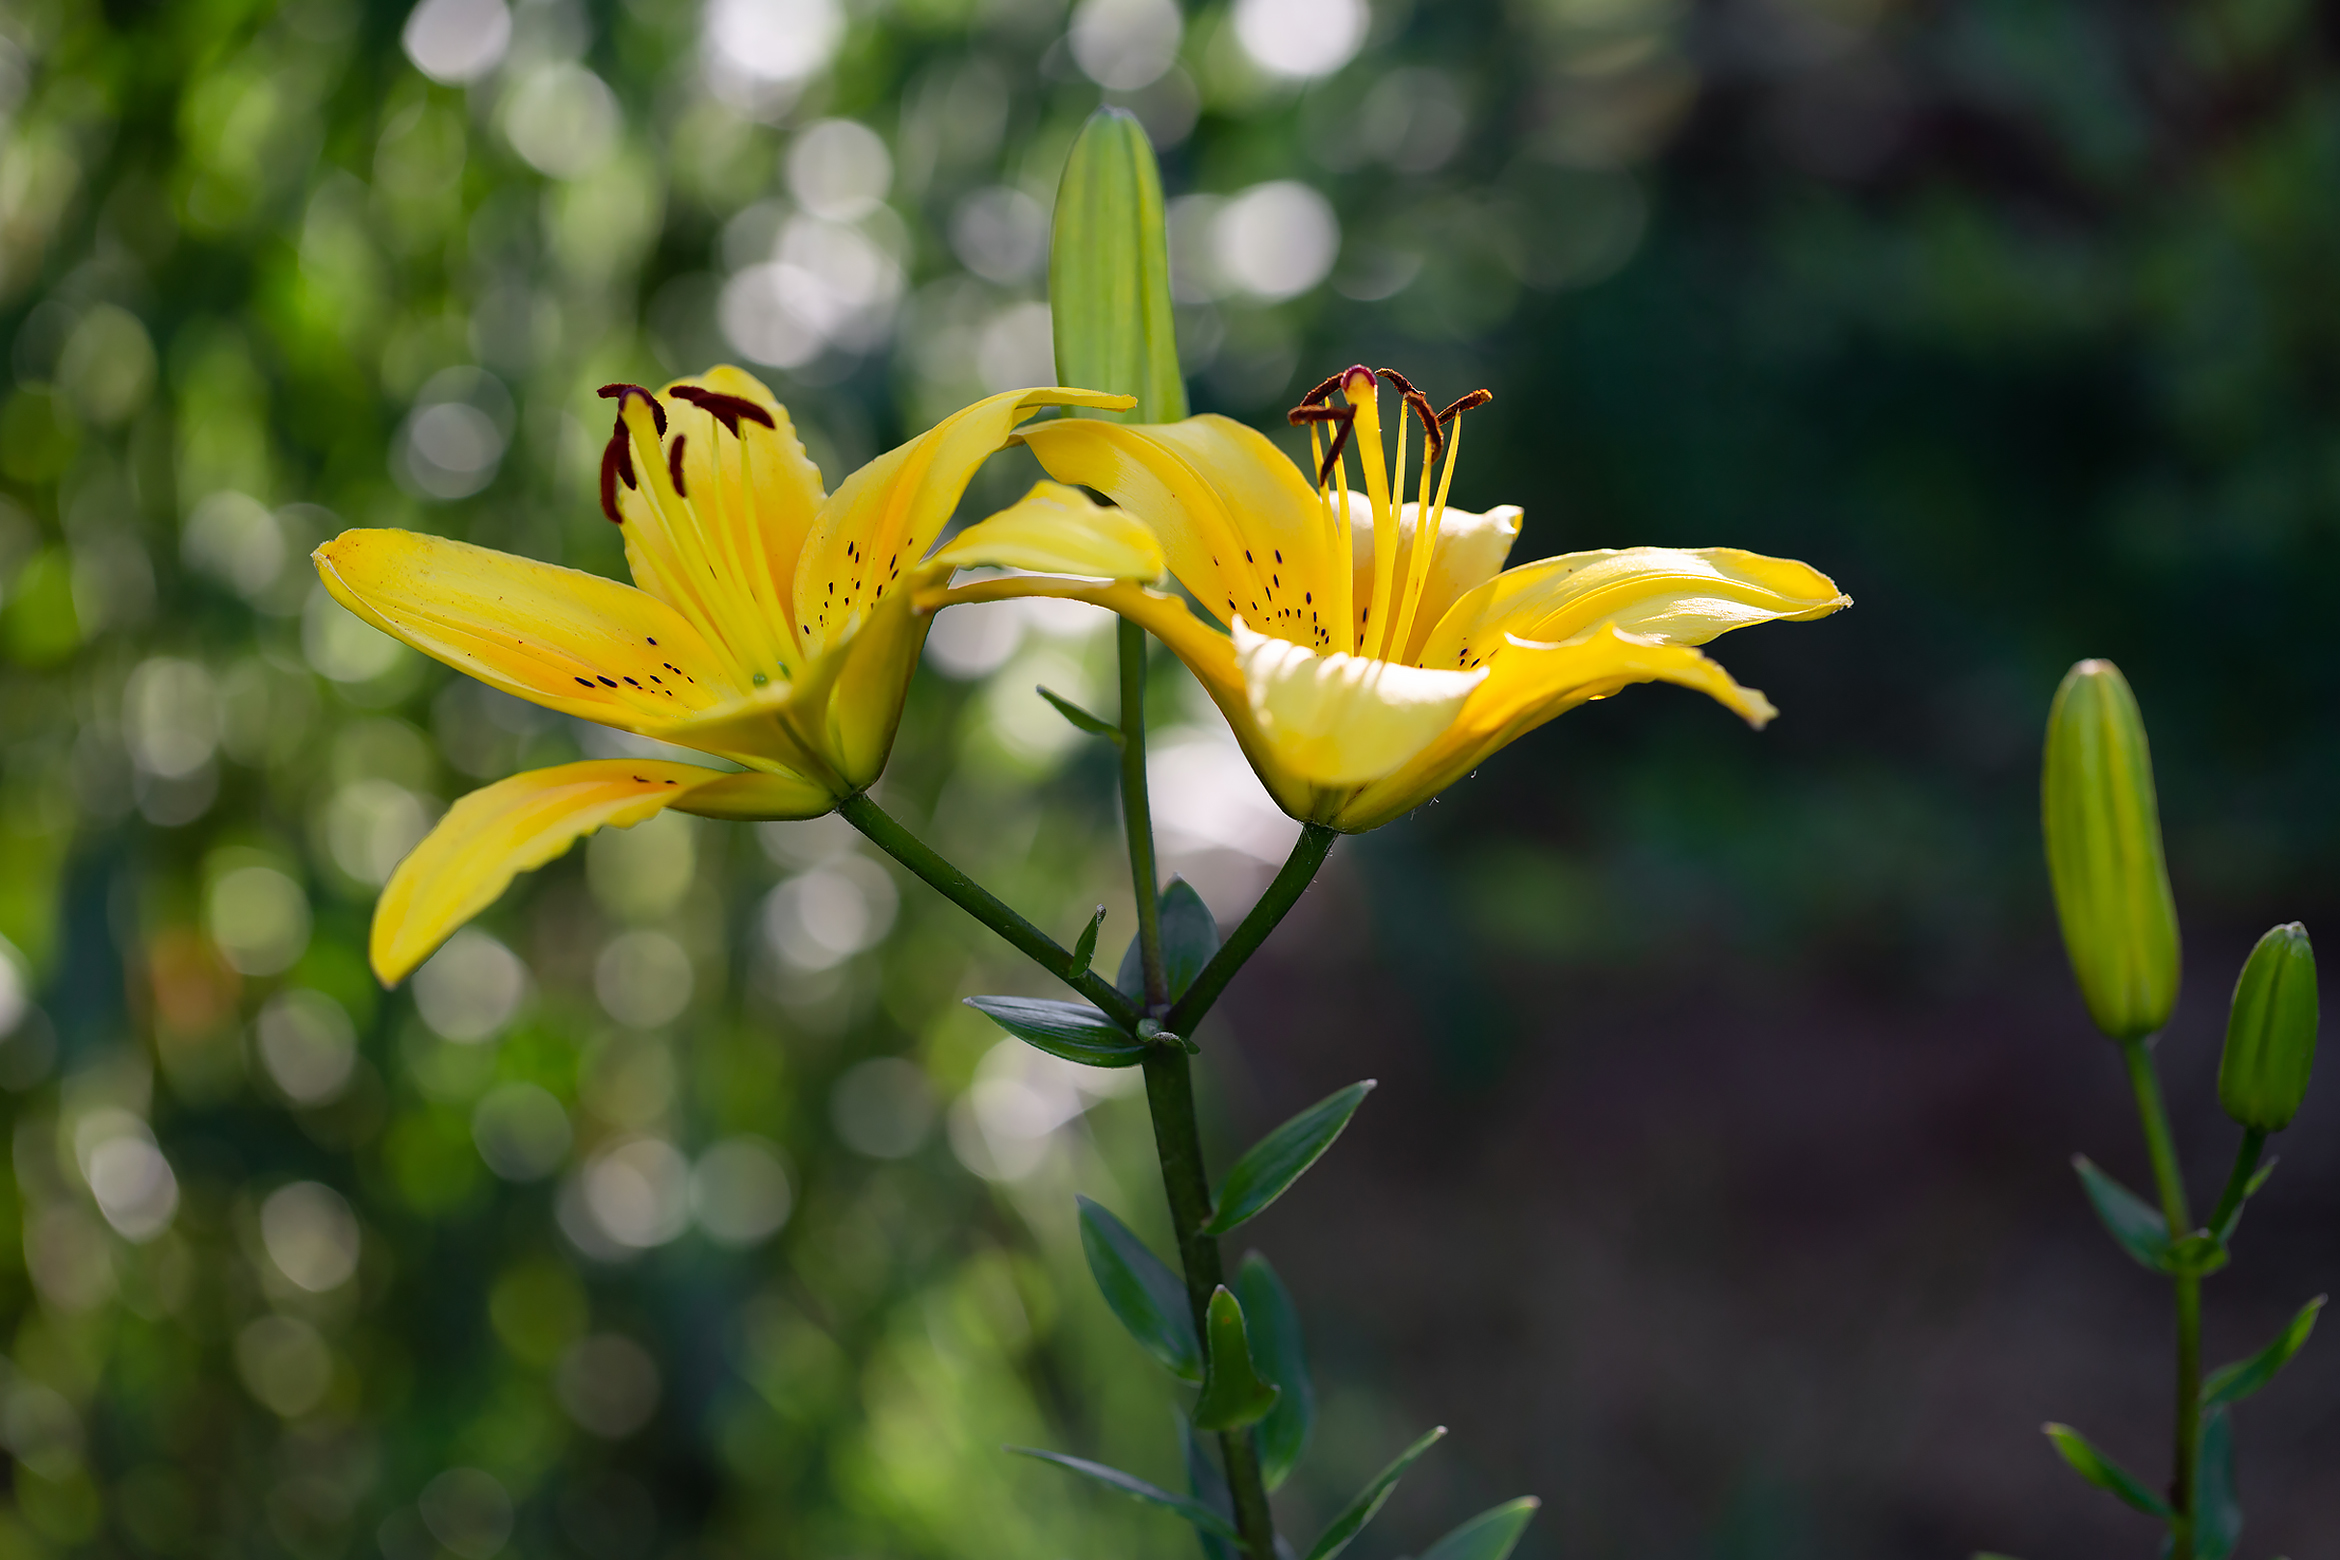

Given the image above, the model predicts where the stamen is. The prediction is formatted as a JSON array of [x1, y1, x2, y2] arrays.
[[1437, 389, 1493, 424], [1289, 403, 1355, 485], [670, 384, 777, 435], [598, 431, 634, 523], [1295, 369, 1347, 407], [597, 383, 667, 435], [668, 434, 688, 497]]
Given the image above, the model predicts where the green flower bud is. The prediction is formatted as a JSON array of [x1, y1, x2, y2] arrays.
[[2219, 923, 2318, 1131], [1049, 106, 1186, 425], [2041, 659, 2181, 1041]]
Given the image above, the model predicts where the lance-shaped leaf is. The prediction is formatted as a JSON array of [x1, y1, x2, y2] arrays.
[[1192, 1285, 1281, 1432], [2196, 1406, 2241, 1560], [1009, 1447, 1240, 1540], [1182, 1418, 1237, 1560], [1120, 878, 1223, 1004], [1416, 1497, 1541, 1560], [1050, 106, 1186, 425], [966, 995, 1146, 1067], [1078, 1196, 1201, 1381], [2042, 1423, 2170, 1517], [2202, 1294, 2325, 1408], [1303, 1426, 1447, 1560], [2071, 1155, 2173, 1272], [1040, 685, 1122, 745], [1206, 1082, 1376, 1235], [1236, 1252, 1313, 1490], [1072, 905, 1107, 974]]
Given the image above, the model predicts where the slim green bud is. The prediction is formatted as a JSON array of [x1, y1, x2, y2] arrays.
[[2041, 659, 2181, 1041], [2219, 923, 2318, 1131], [1049, 106, 1186, 425]]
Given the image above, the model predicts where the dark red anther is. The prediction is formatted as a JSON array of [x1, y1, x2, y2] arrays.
[[1295, 369, 1347, 408], [598, 383, 667, 434], [670, 384, 776, 436], [1437, 388, 1493, 423], [668, 435, 687, 497], [598, 434, 633, 523]]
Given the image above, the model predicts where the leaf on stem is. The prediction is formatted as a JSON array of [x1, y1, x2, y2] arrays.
[[2041, 1422, 2171, 1517], [1120, 878, 1223, 1003], [1236, 1252, 1313, 1490], [1078, 1196, 1203, 1381], [1039, 685, 1123, 745], [1182, 1420, 1238, 1560], [1072, 904, 1107, 974], [1008, 1447, 1240, 1540], [2202, 1293, 2325, 1407], [2195, 1407, 2241, 1560], [1415, 1497, 1540, 1560], [966, 995, 1145, 1067], [1205, 1082, 1376, 1235], [1302, 1426, 1447, 1560], [2071, 1155, 2174, 1272], [1192, 1285, 1281, 1431]]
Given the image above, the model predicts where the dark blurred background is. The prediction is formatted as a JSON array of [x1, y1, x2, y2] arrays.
[[1, 0, 2336, 1555]]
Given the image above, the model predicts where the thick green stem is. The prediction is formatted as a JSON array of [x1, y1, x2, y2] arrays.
[[2121, 1036, 2198, 1555], [837, 792, 1138, 1028], [2205, 1127, 2268, 1238], [1119, 619, 1169, 1011], [1166, 823, 1339, 1036]]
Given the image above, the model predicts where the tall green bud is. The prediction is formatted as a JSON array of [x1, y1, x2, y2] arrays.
[[2219, 923, 2318, 1130], [1050, 107, 1185, 424], [2042, 659, 2181, 1040]]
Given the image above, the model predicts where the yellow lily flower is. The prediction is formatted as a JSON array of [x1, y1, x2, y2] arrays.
[[315, 368, 1158, 983], [950, 363, 1847, 833]]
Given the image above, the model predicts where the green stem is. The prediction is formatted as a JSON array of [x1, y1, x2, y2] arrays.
[[2121, 1036, 2199, 1556], [837, 792, 1138, 1028], [1166, 823, 1339, 1037], [2205, 1127, 2268, 1238], [1119, 619, 1169, 1012]]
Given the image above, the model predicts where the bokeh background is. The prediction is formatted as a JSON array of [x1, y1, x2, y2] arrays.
[[2, 0, 2337, 1554]]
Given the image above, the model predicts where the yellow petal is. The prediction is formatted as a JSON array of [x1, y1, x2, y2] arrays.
[[1335, 625, 1776, 831], [792, 387, 1132, 656], [610, 368, 828, 680], [1232, 619, 1484, 788], [1018, 415, 1342, 652], [314, 529, 743, 727], [1419, 546, 1848, 673], [372, 760, 815, 983], [1342, 495, 1524, 663], [931, 481, 1167, 580]]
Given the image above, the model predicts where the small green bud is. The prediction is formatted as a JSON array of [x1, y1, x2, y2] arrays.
[[1049, 107, 1186, 424], [2041, 659, 2181, 1040], [2219, 923, 2318, 1131]]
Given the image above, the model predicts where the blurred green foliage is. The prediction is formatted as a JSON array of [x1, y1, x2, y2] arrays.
[[1, 0, 2336, 1553]]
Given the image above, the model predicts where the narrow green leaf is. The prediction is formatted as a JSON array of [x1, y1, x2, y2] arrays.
[[1205, 1082, 1376, 1235], [1049, 106, 1186, 424], [2211, 1157, 2277, 1244], [1071, 905, 1107, 975], [1192, 1286, 1280, 1431], [1119, 878, 1223, 1003], [965, 996, 1145, 1068], [1039, 685, 1122, 745], [2042, 1422, 2171, 1518], [1009, 1447, 1239, 1540], [2072, 1155, 2173, 1272], [1235, 1253, 1313, 1490], [2195, 1407, 2240, 1560], [1415, 1497, 1540, 1560], [2202, 1294, 2324, 1407], [1181, 1419, 1237, 1560], [1303, 1426, 1447, 1560], [1078, 1196, 1201, 1382]]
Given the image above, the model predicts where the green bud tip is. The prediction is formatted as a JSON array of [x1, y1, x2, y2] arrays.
[[2220, 922, 2318, 1131], [2041, 658, 2181, 1042]]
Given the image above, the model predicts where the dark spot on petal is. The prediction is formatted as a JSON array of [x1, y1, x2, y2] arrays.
[[598, 676, 618, 687], [575, 677, 595, 687]]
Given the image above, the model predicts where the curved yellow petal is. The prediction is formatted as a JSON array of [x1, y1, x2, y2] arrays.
[[372, 760, 811, 983], [1018, 415, 1341, 652], [792, 387, 1132, 657], [1420, 547, 1848, 673], [1231, 620, 1484, 788], [314, 529, 743, 727], [1341, 496, 1524, 664], [1334, 626, 1776, 831], [931, 482, 1166, 580], [672, 768, 837, 821]]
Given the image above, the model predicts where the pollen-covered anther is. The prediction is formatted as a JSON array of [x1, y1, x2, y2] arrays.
[[668, 434, 688, 497], [597, 383, 668, 435], [670, 384, 776, 436]]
